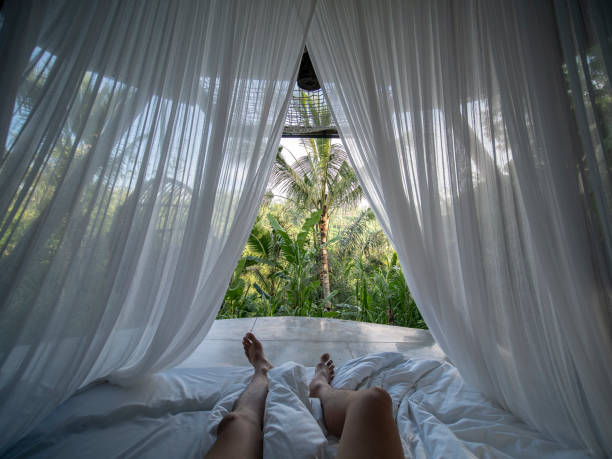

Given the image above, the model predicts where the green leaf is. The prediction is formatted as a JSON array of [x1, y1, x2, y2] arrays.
[[234, 257, 247, 277], [267, 213, 285, 235], [297, 210, 321, 250], [253, 282, 270, 300], [244, 255, 275, 267], [323, 235, 340, 247], [323, 311, 339, 318], [268, 214, 298, 264]]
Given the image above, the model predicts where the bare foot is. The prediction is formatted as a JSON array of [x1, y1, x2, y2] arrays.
[[309, 353, 335, 397], [242, 332, 272, 373]]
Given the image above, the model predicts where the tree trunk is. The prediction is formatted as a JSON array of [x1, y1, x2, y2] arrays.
[[319, 207, 331, 309], [387, 306, 395, 325]]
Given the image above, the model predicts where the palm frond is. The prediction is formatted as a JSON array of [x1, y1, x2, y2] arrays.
[[328, 162, 363, 211], [260, 190, 274, 208], [363, 230, 389, 255], [326, 144, 349, 175], [246, 228, 271, 258], [336, 209, 375, 258], [330, 184, 363, 212], [269, 149, 317, 206]]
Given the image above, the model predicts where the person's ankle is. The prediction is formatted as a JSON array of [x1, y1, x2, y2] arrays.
[[309, 380, 327, 398], [254, 366, 270, 377]]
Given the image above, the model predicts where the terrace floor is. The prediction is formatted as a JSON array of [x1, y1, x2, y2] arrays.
[[178, 317, 447, 369]]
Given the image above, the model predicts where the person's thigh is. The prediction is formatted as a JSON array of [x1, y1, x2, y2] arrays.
[[205, 412, 262, 459], [336, 387, 404, 459]]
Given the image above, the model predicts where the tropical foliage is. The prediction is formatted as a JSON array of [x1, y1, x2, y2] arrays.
[[217, 202, 427, 329]]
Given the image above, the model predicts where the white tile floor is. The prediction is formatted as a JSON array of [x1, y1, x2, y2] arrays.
[[178, 317, 446, 368]]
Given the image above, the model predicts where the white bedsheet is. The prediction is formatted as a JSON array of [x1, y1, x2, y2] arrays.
[[6, 353, 589, 458]]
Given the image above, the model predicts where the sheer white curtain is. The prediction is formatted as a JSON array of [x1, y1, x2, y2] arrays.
[[309, 0, 611, 455], [0, 0, 313, 451], [555, 0, 612, 270]]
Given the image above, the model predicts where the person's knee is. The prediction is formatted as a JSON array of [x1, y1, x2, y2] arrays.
[[217, 411, 261, 436], [366, 386, 392, 405], [354, 386, 393, 416]]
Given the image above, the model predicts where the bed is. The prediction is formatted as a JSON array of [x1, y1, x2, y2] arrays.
[[5, 353, 588, 458]]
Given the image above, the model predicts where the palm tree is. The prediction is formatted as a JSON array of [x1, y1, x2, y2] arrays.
[[269, 134, 363, 302]]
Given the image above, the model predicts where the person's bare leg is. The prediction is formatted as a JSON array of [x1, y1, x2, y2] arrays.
[[308, 353, 348, 436], [205, 333, 272, 459], [309, 353, 404, 459]]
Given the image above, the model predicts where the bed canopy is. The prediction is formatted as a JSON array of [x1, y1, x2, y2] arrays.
[[0, 0, 610, 456]]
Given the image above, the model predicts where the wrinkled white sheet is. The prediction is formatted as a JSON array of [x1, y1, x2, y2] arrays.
[[6, 354, 588, 458]]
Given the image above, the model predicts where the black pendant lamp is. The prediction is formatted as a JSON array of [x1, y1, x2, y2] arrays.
[[296, 48, 320, 91]]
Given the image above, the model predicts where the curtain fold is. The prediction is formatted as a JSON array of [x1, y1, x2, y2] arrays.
[[554, 0, 612, 272], [0, 0, 314, 451], [308, 0, 611, 455]]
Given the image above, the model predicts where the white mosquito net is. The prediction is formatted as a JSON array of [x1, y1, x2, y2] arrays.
[[0, 0, 610, 455]]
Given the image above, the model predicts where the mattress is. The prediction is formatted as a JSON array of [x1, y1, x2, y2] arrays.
[[5, 353, 588, 458]]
